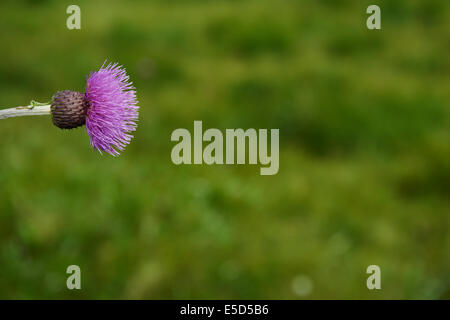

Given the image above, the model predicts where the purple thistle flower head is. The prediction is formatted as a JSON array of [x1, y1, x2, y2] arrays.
[[84, 62, 139, 156]]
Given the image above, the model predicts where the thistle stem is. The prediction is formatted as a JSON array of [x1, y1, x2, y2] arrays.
[[0, 104, 51, 120]]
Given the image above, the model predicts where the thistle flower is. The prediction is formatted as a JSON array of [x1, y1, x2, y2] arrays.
[[0, 62, 139, 156]]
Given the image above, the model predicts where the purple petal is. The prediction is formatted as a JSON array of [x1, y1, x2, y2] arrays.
[[85, 62, 139, 156]]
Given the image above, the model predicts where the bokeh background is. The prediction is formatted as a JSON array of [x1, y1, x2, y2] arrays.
[[0, 0, 449, 299]]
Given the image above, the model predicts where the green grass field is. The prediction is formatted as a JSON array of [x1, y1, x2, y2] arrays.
[[0, 0, 449, 299]]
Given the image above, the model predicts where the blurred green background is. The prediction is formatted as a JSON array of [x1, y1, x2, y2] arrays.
[[0, 0, 449, 299]]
